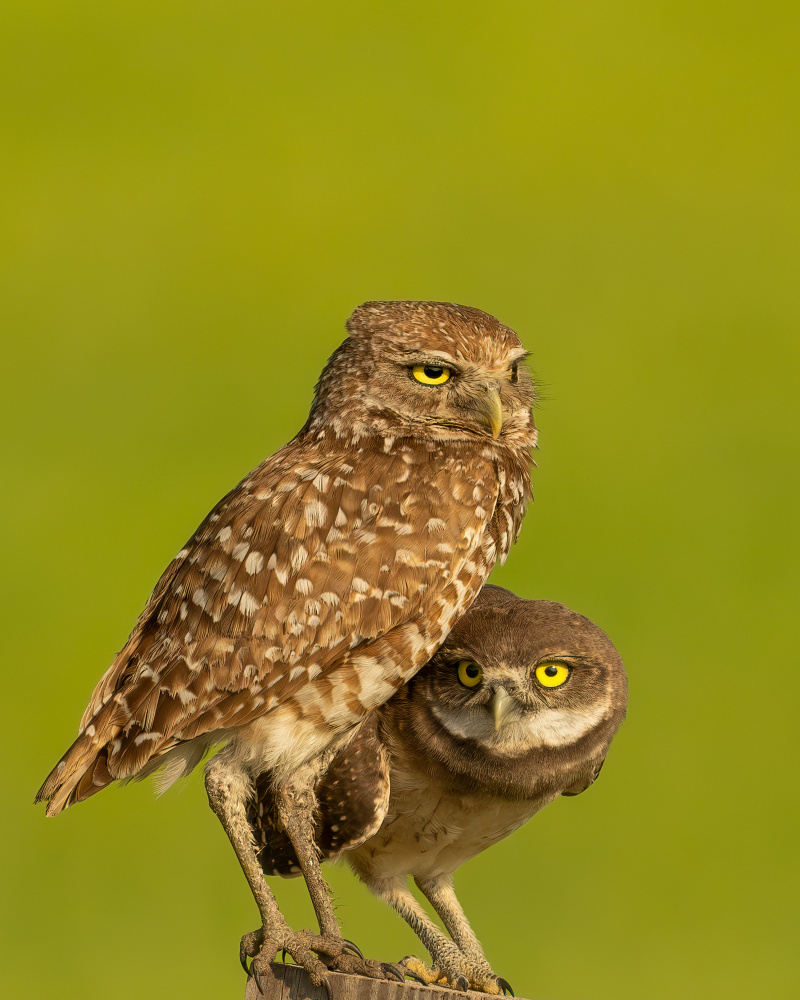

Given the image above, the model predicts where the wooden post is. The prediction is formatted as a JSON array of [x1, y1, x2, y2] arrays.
[[244, 963, 509, 1000]]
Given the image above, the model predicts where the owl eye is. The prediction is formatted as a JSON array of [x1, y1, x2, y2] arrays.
[[457, 660, 483, 688], [412, 364, 451, 386], [535, 662, 571, 688]]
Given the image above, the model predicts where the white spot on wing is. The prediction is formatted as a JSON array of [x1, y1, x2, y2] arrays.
[[245, 551, 264, 575], [239, 591, 259, 616]]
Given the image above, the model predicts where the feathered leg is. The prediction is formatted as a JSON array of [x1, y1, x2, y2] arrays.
[[416, 874, 512, 995], [362, 874, 507, 994], [204, 756, 331, 989], [274, 761, 404, 983]]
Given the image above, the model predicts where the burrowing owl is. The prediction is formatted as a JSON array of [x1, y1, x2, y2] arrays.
[[250, 585, 628, 995], [36, 302, 537, 987]]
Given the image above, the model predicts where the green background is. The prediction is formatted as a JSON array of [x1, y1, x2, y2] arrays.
[[3, 2, 798, 998]]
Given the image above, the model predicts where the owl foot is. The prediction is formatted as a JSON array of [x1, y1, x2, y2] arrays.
[[242, 927, 402, 987], [288, 932, 405, 983], [400, 954, 512, 995], [240, 926, 331, 993], [327, 952, 408, 982], [306, 939, 407, 983]]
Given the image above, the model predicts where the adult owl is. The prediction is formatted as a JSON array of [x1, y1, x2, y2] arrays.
[[251, 585, 628, 995], [36, 301, 537, 987]]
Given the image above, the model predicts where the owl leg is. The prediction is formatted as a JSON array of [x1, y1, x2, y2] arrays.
[[416, 874, 512, 995], [275, 764, 404, 983], [274, 766, 340, 938], [365, 875, 505, 995], [204, 757, 331, 990]]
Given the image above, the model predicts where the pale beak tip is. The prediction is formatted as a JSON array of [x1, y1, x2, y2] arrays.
[[490, 686, 513, 731], [484, 386, 504, 439]]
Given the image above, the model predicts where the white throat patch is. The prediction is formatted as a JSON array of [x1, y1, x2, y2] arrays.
[[430, 699, 609, 753]]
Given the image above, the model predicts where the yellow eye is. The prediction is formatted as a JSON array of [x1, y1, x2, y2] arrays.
[[412, 364, 451, 386], [535, 662, 571, 688], [457, 660, 483, 688]]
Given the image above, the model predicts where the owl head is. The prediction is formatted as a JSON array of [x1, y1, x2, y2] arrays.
[[385, 585, 628, 799], [306, 301, 536, 445]]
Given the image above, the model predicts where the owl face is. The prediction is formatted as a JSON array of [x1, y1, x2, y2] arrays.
[[309, 301, 536, 444], [360, 340, 534, 442], [393, 586, 627, 788], [422, 638, 613, 755]]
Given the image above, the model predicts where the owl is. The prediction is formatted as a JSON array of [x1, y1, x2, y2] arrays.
[[250, 585, 628, 995], [36, 301, 537, 988]]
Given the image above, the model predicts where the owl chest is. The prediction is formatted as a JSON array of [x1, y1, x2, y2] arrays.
[[349, 768, 552, 880]]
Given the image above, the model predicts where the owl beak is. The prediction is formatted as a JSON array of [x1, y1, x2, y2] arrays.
[[490, 686, 514, 731], [476, 386, 504, 439]]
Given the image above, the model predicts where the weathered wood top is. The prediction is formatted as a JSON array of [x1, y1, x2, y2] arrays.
[[244, 962, 509, 1000]]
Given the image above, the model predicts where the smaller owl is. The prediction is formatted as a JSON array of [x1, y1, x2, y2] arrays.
[[250, 585, 628, 995]]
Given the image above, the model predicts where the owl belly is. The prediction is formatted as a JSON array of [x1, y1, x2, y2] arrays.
[[348, 766, 554, 881]]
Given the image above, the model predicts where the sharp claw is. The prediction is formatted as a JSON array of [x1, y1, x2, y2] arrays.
[[455, 974, 470, 992], [399, 964, 429, 986], [320, 975, 333, 1000], [382, 963, 406, 983], [406, 972, 429, 985], [240, 952, 251, 976], [281, 949, 288, 964], [343, 938, 364, 960], [497, 977, 515, 996]]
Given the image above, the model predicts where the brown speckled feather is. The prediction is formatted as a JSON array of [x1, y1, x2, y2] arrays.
[[37, 301, 536, 816]]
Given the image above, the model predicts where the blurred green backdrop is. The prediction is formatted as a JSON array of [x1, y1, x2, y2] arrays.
[[3, 2, 798, 998]]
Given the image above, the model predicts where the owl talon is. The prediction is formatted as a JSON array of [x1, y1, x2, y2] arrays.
[[382, 963, 407, 983], [399, 956, 440, 985], [454, 974, 470, 992], [497, 977, 514, 996], [240, 928, 264, 976], [398, 960, 430, 986], [343, 938, 364, 959]]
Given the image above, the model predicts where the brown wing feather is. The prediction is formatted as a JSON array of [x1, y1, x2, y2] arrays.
[[316, 715, 391, 858], [38, 433, 505, 811]]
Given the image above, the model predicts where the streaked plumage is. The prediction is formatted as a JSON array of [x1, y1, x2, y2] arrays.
[[36, 301, 537, 987], [250, 585, 628, 994]]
